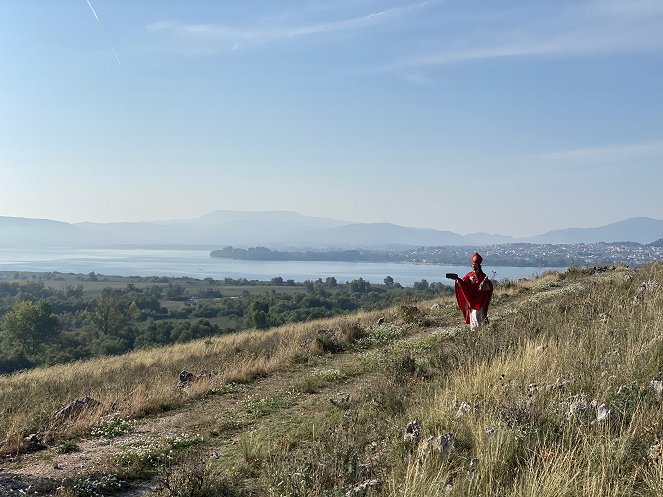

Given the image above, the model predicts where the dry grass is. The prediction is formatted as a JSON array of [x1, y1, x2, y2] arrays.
[[386, 264, 663, 497], [0, 308, 397, 453], [8, 266, 660, 497]]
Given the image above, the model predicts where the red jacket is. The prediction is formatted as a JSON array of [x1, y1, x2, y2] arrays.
[[455, 271, 493, 324]]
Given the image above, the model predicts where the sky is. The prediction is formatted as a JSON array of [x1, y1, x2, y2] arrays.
[[1, 0, 662, 237]]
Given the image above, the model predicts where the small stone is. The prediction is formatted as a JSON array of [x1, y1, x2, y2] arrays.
[[404, 420, 422, 443], [454, 402, 472, 419], [177, 370, 195, 389], [469, 457, 478, 471], [438, 432, 457, 456], [566, 393, 592, 421], [650, 379, 663, 397], [330, 393, 350, 408], [545, 377, 570, 392], [22, 433, 47, 453], [346, 479, 380, 496], [595, 403, 611, 423], [55, 396, 100, 420]]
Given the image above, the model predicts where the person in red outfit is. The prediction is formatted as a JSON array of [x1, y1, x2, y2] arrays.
[[452, 252, 493, 330]]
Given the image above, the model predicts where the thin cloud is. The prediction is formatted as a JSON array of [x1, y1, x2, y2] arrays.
[[146, 0, 439, 46], [386, 0, 663, 70], [534, 139, 663, 165]]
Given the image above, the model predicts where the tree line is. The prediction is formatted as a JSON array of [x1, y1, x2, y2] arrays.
[[0, 274, 452, 374]]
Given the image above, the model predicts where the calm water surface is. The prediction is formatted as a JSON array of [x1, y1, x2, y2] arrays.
[[0, 249, 560, 286]]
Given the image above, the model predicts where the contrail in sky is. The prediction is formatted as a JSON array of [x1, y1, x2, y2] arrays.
[[86, 0, 100, 22], [112, 49, 121, 65]]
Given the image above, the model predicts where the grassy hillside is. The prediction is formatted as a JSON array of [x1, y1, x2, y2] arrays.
[[1, 264, 662, 497]]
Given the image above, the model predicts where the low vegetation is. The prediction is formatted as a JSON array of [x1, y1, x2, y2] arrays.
[[2, 263, 662, 497], [0, 271, 452, 373]]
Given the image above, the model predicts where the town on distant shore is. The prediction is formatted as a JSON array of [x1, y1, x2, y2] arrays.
[[211, 239, 663, 268]]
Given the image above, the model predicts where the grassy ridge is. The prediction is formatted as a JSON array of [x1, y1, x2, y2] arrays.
[[388, 264, 663, 496], [3, 264, 662, 497]]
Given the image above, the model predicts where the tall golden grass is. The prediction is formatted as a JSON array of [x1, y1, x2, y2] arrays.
[[387, 264, 663, 496], [0, 308, 396, 453]]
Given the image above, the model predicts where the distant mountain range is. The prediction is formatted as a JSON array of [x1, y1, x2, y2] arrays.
[[1, 211, 662, 249]]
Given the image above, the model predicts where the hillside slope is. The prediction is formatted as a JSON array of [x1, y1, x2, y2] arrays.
[[1, 264, 662, 496]]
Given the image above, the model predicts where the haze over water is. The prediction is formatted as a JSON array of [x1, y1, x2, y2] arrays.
[[0, 249, 557, 286]]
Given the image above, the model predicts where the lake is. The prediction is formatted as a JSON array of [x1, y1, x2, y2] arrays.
[[0, 248, 560, 286]]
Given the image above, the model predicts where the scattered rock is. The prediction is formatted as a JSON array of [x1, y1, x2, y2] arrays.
[[177, 370, 195, 389], [22, 433, 47, 453], [634, 280, 659, 305], [593, 403, 611, 424], [346, 479, 380, 497], [454, 402, 472, 419], [591, 266, 611, 274], [330, 393, 350, 408], [545, 377, 571, 393], [566, 393, 594, 421], [469, 457, 478, 471], [501, 378, 521, 390], [403, 420, 422, 443], [438, 432, 457, 456], [54, 396, 100, 421], [650, 379, 663, 397]]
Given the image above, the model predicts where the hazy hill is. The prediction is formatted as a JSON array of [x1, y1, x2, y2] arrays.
[[76, 211, 350, 248], [525, 216, 663, 244], [0, 216, 111, 247], [1, 212, 663, 248], [295, 222, 470, 247], [191, 210, 347, 228]]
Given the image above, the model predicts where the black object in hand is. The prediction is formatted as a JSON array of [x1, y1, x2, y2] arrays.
[[445, 273, 458, 280]]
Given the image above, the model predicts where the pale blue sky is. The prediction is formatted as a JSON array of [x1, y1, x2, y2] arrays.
[[1, 0, 662, 236]]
